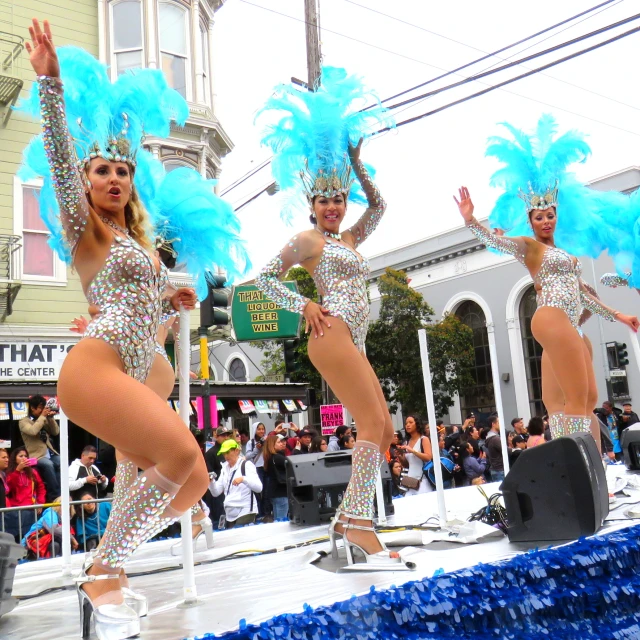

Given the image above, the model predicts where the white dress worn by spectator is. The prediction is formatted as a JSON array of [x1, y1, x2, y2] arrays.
[[209, 456, 263, 522], [405, 437, 432, 495]]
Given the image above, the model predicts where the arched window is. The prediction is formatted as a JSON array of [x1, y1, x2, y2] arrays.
[[111, 0, 144, 75], [455, 300, 495, 418], [519, 286, 545, 416], [229, 358, 247, 382], [158, 1, 190, 99], [164, 160, 191, 173]]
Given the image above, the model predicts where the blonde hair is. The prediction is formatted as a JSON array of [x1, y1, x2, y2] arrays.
[[124, 184, 153, 252], [51, 496, 75, 518]]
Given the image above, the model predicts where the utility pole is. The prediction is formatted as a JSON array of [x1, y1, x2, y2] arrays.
[[304, 0, 321, 89]]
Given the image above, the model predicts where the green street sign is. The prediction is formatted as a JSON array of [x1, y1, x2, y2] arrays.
[[231, 283, 302, 342]]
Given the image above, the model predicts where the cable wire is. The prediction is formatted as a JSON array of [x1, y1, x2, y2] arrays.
[[381, 12, 640, 112], [376, 23, 640, 136], [354, 0, 622, 107], [220, 158, 271, 196]]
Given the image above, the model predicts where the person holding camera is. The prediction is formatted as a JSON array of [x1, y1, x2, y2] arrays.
[[5, 447, 46, 542], [68, 445, 108, 501], [209, 440, 262, 528], [18, 395, 60, 502]]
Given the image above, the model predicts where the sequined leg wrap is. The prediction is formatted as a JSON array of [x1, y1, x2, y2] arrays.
[[564, 415, 592, 435], [96, 467, 181, 572], [548, 412, 565, 439], [339, 441, 381, 519], [111, 460, 139, 512]]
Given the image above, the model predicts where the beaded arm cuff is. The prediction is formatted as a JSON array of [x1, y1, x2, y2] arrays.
[[601, 273, 630, 288], [161, 298, 178, 319], [347, 159, 386, 248], [466, 218, 526, 264], [38, 76, 88, 256], [255, 254, 309, 315], [580, 286, 617, 323]]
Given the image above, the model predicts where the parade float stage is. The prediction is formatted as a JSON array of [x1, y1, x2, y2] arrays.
[[4, 466, 640, 640]]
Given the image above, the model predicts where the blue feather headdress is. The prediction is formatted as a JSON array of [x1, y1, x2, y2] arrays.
[[152, 168, 251, 300], [17, 47, 250, 296], [486, 114, 625, 258], [257, 66, 395, 220], [17, 46, 189, 262]]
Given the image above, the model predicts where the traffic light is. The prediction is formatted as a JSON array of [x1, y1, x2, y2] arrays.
[[283, 339, 299, 376], [616, 342, 629, 367], [200, 274, 230, 328]]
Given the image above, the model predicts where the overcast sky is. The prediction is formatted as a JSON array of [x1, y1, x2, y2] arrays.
[[211, 0, 640, 279]]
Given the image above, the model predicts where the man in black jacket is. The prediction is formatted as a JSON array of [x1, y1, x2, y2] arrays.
[[619, 402, 640, 436], [485, 415, 504, 482]]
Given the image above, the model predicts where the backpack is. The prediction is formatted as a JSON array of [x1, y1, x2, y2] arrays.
[[420, 437, 455, 486], [240, 460, 260, 511]]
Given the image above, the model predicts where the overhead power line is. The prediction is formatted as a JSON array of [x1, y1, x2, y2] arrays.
[[347, 0, 634, 112], [220, 158, 271, 196], [358, 0, 621, 108], [377, 22, 640, 135], [382, 12, 640, 112]]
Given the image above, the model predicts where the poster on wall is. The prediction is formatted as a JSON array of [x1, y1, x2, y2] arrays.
[[320, 404, 345, 436]]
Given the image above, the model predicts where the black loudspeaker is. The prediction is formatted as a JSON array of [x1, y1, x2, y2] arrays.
[[621, 425, 640, 470], [0, 532, 25, 618], [501, 433, 608, 542], [285, 451, 394, 526]]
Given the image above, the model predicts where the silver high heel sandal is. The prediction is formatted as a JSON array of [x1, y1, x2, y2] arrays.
[[84, 552, 148, 618], [341, 520, 415, 571], [76, 566, 140, 640], [328, 508, 348, 560], [170, 516, 215, 555]]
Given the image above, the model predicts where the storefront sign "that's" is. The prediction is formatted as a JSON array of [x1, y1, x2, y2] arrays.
[[0, 342, 74, 380]]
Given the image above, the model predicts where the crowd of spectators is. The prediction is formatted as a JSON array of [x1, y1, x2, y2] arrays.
[[4, 396, 639, 562]]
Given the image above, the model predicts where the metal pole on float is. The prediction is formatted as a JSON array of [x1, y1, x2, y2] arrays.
[[178, 306, 197, 604], [486, 324, 510, 475], [59, 410, 72, 575], [418, 329, 447, 527]]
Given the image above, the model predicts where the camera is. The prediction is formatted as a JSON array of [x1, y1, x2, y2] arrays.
[[258, 437, 266, 445], [45, 397, 59, 414]]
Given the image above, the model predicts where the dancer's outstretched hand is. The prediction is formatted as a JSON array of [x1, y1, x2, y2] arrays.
[[25, 19, 59, 78], [69, 316, 89, 335], [303, 301, 331, 339], [348, 138, 364, 163], [616, 313, 640, 332], [454, 186, 474, 222]]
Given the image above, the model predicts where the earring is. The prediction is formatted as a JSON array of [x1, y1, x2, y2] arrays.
[[85, 178, 93, 191]]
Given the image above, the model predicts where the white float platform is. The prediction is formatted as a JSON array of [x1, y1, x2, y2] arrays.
[[2, 465, 639, 640]]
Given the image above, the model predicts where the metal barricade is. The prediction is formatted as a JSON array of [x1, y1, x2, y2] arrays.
[[0, 497, 112, 561]]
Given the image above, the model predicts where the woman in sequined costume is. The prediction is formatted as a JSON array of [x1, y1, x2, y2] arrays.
[[27, 20, 209, 638], [455, 186, 639, 446], [255, 141, 412, 570]]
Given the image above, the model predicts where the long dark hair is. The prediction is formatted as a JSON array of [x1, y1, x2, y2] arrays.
[[309, 436, 325, 453], [8, 447, 34, 480], [404, 415, 424, 440]]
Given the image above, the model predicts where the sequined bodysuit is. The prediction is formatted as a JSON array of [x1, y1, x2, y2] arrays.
[[255, 160, 384, 352], [466, 218, 617, 330], [39, 76, 168, 382]]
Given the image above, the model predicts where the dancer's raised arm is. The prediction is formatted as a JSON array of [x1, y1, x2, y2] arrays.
[[345, 140, 386, 248], [454, 186, 527, 264], [26, 19, 90, 257]]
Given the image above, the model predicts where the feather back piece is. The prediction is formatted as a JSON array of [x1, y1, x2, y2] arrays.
[[257, 66, 395, 220], [152, 168, 251, 300], [486, 114, 627, 258]]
